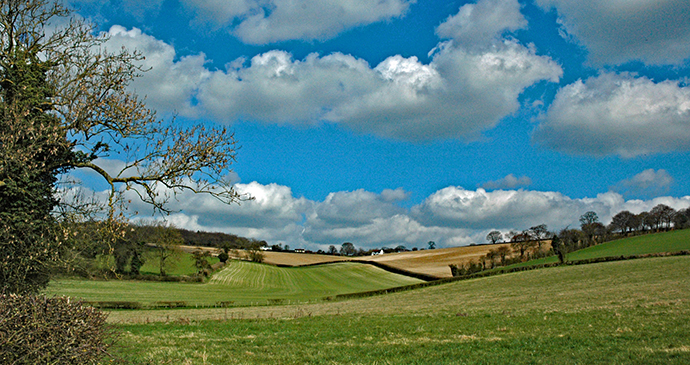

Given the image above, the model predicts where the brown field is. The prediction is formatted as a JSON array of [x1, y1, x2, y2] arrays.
[[262, 244, 514, 278]]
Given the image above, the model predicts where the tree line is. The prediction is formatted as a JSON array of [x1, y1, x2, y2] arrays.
[[451, 204, 690, 277]]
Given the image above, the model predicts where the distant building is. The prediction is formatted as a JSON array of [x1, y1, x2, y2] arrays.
[[371, 250, 384, 256], [294, 248, 306, 253], [260, 246, 271, 251]]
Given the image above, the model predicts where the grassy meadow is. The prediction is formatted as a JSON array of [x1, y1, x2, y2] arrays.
[[506, 228, 690, 269], [110, 255, 690, 364], [47, 261, 424, 307]]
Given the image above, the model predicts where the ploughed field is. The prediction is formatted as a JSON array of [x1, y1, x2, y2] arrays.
[[263, 243, 515, 278], [47, 261, 424, 307]]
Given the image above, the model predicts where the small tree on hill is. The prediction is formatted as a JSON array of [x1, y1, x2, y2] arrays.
[[486, 230, 503, 244], [340, 242, 356, 256]]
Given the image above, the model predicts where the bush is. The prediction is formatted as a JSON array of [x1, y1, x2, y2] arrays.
[[0, 294, 113, 364], [86, 301, 142, 310]]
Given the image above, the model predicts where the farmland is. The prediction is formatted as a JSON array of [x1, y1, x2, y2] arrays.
[[507, 228, 690, 268], [46, 230, 690, 363], [111, 255, 690, 364], [47, 261, 424, 307], [262, 243, 513, 278]]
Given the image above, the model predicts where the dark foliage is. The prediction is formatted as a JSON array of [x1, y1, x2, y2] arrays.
[[0, 49, 79, 294]]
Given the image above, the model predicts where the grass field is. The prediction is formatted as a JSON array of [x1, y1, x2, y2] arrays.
[[138, 249, 220, 276], [47, 261, 423, 307], [110, 255, 690, 364], [508, 229, 690, 268]]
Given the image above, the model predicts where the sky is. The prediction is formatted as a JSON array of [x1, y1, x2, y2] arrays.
[[67, 0, 690, 250]]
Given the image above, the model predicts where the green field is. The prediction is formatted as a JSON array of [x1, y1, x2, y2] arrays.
[[137, 251, 220, 276], [510, 229, 690, 268], [110, 256, 690, 364], [47, 261, 424, 307]]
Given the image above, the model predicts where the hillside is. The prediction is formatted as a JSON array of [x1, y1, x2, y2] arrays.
[[262, 244, 513, 278], [47, 261, 423, 307], [111, 256, 690, 364]]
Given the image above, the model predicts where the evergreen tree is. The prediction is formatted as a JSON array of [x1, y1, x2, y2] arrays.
[[0, 50, 76, 293]]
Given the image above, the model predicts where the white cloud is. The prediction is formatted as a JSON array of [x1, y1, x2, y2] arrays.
[[161, 183, 690, 250], [480, 174, 532, 190], [536, 0, 690, 65], [66, 171, 690, 249], [104, 26, 211, 117], [534, 72, 690, 157], [193, 40, 560, 141], [436, 0, 527, 49], [181, 0, 413, 44], [102, 0, 561, 141], [613, 169, 675, 198]]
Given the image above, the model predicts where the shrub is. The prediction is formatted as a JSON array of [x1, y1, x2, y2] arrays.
[[248, 249, 265, 263], [86, 301, 142, 310], [0, 294, 113, 364], [218, 251, 229, 263]]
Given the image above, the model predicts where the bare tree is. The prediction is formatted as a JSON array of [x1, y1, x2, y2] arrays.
[[486, 230, 503, 244], [3, 0, 245, 221], [1, 0, 247, 290]]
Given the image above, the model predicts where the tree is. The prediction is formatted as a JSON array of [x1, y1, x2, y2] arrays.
[[248, 249, 264, 263], [192, 249, 212, 276], [0, 5, 78, 292], [486, 230, 503, 244], [0, 0, 243, 292], [148, 222, 183, 277], [650, 204, 675, 231], [484, 249, 498, 269], [340, 242, 356, 256], [550, 234, 566, 264], [510, 230, 536, 260], [580, 211, 600, 246], [328, 245, 337, 255], [673, 208, 690, 229], [610, 210, 635, 235], [428, 241, 436, 250], [579, 211, 599, 227], [495, 245, 511, 266]]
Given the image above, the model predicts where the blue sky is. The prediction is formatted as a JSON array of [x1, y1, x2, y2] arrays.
[[69, 0, 690, 250]]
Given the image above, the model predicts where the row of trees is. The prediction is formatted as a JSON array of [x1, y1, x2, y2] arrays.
[[609, 205, 689, 235], [452, 204, 690, 277]]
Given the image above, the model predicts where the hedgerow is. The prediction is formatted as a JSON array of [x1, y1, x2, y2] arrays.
[[0, 294, 113, 364]]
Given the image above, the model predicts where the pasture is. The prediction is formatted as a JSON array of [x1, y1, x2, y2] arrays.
[[47, 261, 424, 307], [110, 255, 690, 364], [508, 228, 690, 268]]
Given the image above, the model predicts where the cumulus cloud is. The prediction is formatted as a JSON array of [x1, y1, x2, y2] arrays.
[[480, 174, 532, 190], [436, 0, 526, 48], [105, 0, 562, 141], [536, 0, 690, 65], [156, 183, 690, 250], [105, 26, 211, 117], [68, 169, 690, 250], [181, 0, 413, 44], [612, 169, 675, 198], [412, 186, 690, 235], [534, 72, 690, 157]]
